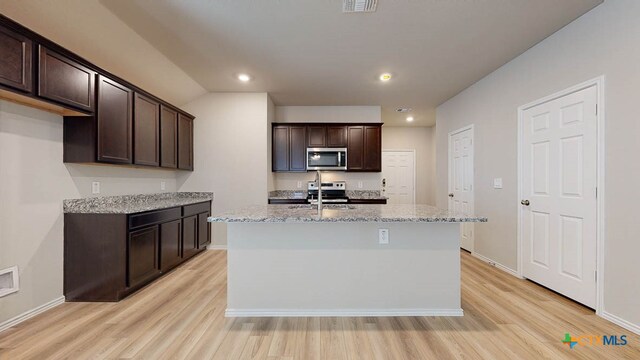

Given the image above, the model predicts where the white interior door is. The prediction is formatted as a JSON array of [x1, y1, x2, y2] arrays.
[[521, 85, 597, 308], [382, 151, 415, 204], [448, 127, 474, 251]]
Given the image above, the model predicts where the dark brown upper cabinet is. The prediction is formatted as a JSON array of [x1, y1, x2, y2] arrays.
[[133, 93, 160, 167], [326, 125, 347, 147], [38, 46, 95, 112], [363, 125, 382, 171], [177, 113, 194, 171], [160, 105, 178, 169], [307, 126, 326, 147], [97, 75, 133, 164], [272, 125, 307, 172], [289, 126, 307, 171], [346, 124, 382, 172], [0, 24, 32, 93], [347, 126, 365, 170], [272, 125, 290, 171]]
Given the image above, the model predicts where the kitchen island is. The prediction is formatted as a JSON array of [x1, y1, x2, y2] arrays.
[[209, 204, 486, 317]]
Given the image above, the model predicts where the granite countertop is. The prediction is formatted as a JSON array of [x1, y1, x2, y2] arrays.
[[64, 192, 213, 214], [209, 204, 486, 223], [268, 190, 388, 200]]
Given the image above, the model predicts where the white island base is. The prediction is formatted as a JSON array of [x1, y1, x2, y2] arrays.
[[225, 222, 462, 317]]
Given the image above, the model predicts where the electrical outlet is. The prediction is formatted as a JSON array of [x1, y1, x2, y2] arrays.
[[378, 228, 389, 244], [161, 181, 166, 191], [493, 178, 503, 189], [297, 181, 302, 189], [358, 181, 363, 189], [92, 181, 100, 194]]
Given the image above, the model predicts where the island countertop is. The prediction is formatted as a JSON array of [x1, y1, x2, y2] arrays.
[[208, 204, 486, 223]]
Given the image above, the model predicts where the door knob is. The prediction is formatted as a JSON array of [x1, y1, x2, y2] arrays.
[[448, 193, 454, 198], [521, 200, 530, 206]]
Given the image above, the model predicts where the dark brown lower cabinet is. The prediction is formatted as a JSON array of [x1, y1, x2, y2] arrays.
[[64, 201, 211, 302], [198, 212, 211, 247], [182, 215, 198, 259], [128, 226, 160, 288], [160, 219, 182, 272]]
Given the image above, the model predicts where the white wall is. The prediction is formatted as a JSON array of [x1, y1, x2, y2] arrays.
[[435, 0, 639, 329], [177, 93, 271, 246], [275, 106, 381, 123], [0, 0, 206, 106], [383, 127, 436, 205], [0, 100, 178, 325]]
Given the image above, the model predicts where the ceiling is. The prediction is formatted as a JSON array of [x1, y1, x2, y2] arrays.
[[101, 0, 601, 126]]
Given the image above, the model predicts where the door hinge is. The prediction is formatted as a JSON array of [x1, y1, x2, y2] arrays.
[[595, 187, 598, 198], [595, 104, 598, 115], [595, 270, 598, 282]]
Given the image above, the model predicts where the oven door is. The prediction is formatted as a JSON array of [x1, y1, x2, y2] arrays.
[[306, 148, 347, 171]]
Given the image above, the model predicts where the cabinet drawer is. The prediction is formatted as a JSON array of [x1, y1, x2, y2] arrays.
[[183, 202, 210, 217], [128, 207, 181, 229]]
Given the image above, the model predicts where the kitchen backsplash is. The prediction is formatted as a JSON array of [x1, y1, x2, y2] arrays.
[[273, 172, 382, 190]]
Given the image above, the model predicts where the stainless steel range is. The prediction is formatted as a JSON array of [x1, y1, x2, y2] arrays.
[[307, 181, 349, 203]]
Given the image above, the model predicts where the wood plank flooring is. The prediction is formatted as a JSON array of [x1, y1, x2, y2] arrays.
[[0, 250, 638, 359]]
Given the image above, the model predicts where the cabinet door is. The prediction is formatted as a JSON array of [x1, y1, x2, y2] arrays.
[[0, 25, 32, 92], [182, 215, 198, 259], [198, 212, 211, 248], [160, 219, 182, 272], [307, 126, 326, 147], [134, 93, 160, 166], [97, 75, 133, 164], [272, 126, 290, 171], [160, 105, 178, 168], [128, 225, 160, 288], [326, 125, 347, 147], [177, 113, 194, 170], [38, 46, 95, 112], [289, 125, 307, 172], [347, 126, 364, 170], [363, 125, 382, 171]]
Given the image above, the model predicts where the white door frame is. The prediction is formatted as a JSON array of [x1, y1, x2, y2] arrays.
[[381, 149, 416, 204], [448, 125, 475, 251], [517, 76, 605, 314]]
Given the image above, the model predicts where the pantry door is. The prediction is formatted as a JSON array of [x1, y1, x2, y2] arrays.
[[448, 126, 474, 252], [520, 85, 597, 308]]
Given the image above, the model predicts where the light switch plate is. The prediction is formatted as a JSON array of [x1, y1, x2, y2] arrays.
[[160, 181, 166, 191], [493, 178, 503, 189], [358, 181, 363, 189]]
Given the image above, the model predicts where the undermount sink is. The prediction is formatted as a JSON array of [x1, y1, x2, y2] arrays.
[[287, 204, 356, 210]]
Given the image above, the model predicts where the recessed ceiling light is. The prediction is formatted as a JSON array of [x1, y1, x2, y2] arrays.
[[406, 116, 414, 122], [237, 73, 251, 82], [379, 73, 392, 82]]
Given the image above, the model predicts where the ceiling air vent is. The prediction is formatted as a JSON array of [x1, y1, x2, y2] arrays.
[[396, 108, 412, 113], [343, 0, 378, 13]]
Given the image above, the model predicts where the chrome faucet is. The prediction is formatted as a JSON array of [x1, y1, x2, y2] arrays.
[[315, 170, 323, 212]]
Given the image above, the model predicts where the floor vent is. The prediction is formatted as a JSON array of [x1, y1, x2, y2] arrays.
[[343, 0, 378, 13], [0, 266, 19, 298]]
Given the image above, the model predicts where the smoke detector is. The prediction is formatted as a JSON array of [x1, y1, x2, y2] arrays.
[[343, 0, 378, 13], [395, 108, 412, 113]]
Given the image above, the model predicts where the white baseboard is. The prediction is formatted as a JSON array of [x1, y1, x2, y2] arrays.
[[600, 311, 640, 335], [471, 252, 523, 279], [207, 244, 227, 250], [225, 308, 464, 317], [0, 296, 65, 333]]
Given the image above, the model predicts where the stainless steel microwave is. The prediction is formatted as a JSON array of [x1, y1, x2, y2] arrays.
[[306, 148, 347, 171]]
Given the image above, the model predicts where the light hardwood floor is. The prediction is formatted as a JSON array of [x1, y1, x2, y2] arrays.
[[0, 250, 638, 359]]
